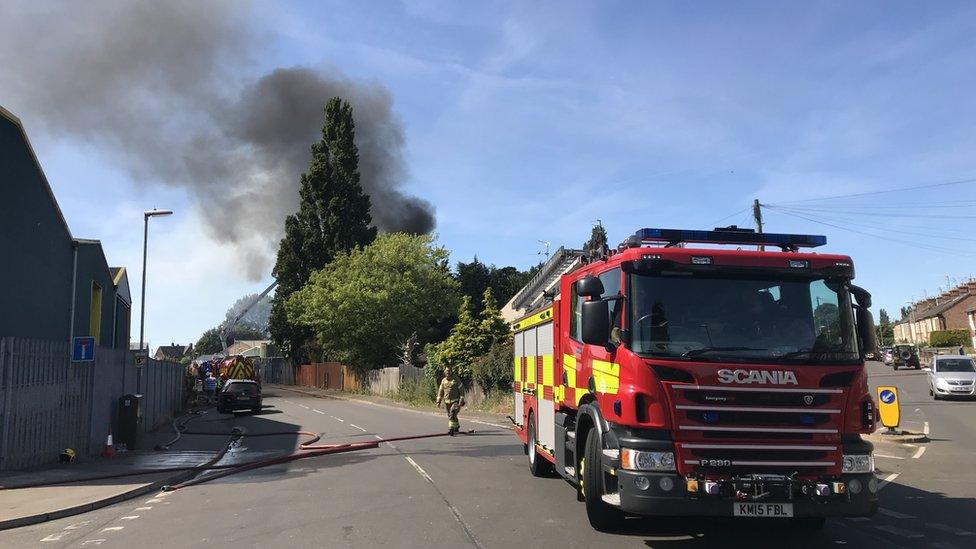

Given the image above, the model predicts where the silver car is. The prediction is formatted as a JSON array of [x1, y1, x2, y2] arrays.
[[928, 355, 976, 400]]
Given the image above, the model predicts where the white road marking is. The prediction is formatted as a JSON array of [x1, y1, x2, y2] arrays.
[[119, 515, 139, 520], [299, 404, 309, 409], [313, 409, 325, 414], [331, 416, 344, 422], [468, 419, 511, 430], [145, 499, 161, 503], [100, 527, 124, 532], [912, 446, 927, 459], [926, 523, 976, 536], [879, 508, 916, 519], [874, 525, 923, 538], [878, 473, 899, 490], [41, 533, 66, 541], [914, 408, 921, 412], [134, 506, 152, 511], [404, 456, 434, 484], [81, 540, 106, 546], [923, 421, 930, 435], [349, 423, 367, 432], [874, 454, 904, 460], [64, 521, 90, 530]]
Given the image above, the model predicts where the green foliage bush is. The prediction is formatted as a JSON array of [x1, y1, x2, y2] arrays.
[[929, 330, 969, 348], [472, 340, 514, 395], [430, 289, 511, 387]]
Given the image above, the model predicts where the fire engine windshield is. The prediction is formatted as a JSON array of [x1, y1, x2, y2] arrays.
[[629, 274, 860, 364]]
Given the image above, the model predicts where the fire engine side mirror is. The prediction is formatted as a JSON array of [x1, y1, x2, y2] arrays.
[[581, 300, 610, 345], [850, 285, 872, 308], [577, 275, 605, 298], [854, 305, 878, 358]]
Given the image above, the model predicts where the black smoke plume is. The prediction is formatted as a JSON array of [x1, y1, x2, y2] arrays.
[[0, 1, 435, 280]]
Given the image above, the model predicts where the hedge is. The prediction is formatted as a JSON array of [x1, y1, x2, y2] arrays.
[[928, 330, 970, 347]]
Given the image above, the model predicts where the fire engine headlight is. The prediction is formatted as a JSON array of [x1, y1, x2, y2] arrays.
[[842, 454, 874, 474], [621, 449, 676, 472]]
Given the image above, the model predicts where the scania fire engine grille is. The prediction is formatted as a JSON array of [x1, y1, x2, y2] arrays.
[[669, 384, 845, 476]]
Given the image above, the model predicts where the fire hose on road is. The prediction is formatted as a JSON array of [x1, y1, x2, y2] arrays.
[[0, 422, 454, 491]]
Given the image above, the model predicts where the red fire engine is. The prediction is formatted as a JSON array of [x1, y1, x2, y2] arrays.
[[511, 227, 878, 531]]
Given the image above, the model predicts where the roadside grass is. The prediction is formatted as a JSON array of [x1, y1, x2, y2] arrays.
[[385, 378, 514, 416]]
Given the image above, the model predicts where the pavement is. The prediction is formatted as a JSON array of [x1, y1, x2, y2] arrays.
[[1, 364, 974, 548], [0, 413, 228, 531]]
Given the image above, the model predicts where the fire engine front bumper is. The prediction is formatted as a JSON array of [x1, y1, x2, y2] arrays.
[[615, 472, 878, 518]]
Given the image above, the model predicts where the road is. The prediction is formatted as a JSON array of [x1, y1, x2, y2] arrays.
[[6, 362, 976, 548]]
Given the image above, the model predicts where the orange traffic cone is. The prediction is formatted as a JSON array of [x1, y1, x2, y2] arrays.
[[101, 429, 116, 458]]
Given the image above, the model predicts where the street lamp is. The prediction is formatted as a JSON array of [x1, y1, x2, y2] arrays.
[[138, 209, 173, 393]]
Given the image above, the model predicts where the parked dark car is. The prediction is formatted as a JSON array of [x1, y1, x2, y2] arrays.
[[892, 344, 920, 370], [217, 379, 262, 414]]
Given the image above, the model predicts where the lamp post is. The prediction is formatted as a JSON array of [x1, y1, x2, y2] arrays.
[[137, 209, 173, 393]]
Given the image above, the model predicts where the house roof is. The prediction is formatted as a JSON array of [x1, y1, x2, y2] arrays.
[[155, 344, 188, 359], [913, 292, 970, 320]]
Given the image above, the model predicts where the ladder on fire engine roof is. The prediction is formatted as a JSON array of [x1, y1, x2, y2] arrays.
[[510, 247, 588, 313]]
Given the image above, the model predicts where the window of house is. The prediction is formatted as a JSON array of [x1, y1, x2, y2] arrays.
[[90, 282, 102, 342]]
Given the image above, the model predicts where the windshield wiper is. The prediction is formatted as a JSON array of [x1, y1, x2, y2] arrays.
[[682, 346, 767, 358], [777, 349, 859, 360]]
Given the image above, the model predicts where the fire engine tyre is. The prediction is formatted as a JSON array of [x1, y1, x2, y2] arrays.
[[791, 517, 826, 531], [582, 430, 623, 531], [527, 414, 553, 477]]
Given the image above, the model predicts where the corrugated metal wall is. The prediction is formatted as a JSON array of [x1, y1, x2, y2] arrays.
[[0, 337, 184, 470]]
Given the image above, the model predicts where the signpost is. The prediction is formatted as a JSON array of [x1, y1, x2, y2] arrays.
[[877, 386, 900, 433], [72, 336, 95, 362]]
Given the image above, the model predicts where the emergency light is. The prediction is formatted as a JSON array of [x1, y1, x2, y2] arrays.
[[631, 227, 827, 250]]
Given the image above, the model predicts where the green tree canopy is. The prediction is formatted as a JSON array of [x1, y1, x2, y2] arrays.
[[432, 287, 511, 385], [270, 97, 377, 362], [878, 308, 890, 325], [286, 233, 460, 373], [479, 287, 511, 346], [584, 222, 609, 256], [455, 258, 536, 317], [225, 293, 272, 335]]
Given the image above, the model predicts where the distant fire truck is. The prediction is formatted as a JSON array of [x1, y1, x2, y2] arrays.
[[510, 227, 879, 530]]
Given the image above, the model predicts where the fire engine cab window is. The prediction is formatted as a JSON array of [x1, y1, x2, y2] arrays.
[[598, 269, 622, 342], [569, 282, 583, 341], [629, 274, 859, 364]]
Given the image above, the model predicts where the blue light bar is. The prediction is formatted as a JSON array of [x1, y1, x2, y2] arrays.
[[633, 228, 827, 249]]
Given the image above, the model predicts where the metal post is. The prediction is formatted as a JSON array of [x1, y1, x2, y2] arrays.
[[137, 214, 149, 394], [753, 199, 764, 251]]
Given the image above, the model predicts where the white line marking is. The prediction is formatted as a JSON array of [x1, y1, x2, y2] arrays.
[[879, 508, 916, 519], [349, 424, 367, 432], [404, 456, 434, 483], [873, 525, 923, 538], [81, 541, 106, 546], [926, 523, 976, 536], [878, 473, 899, 490], [468, 419, 510, 429], [64, 521, 90, 530], [915, 408, 921, 412], [313, 409, 325, 414], [41, 533, 66, 541], [134, 506, 152, 511], [874, 454, 905, 460], [912, 446, 926, 459], [119, 515, 139, 520], [923, 421, 930, 435], [145, 499, 161, 503], [100, 526, 124, 532], [299, 404, 309, 409], [331, 416, 344, 422]]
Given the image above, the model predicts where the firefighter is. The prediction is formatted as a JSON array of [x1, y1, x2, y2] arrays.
[[436, 366, 465, 435]]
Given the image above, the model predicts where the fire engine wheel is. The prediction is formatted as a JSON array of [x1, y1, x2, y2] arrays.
[[582, 430, 622, 531], [527, 414, 553, 477]]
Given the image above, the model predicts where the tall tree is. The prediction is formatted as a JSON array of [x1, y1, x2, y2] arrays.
[[269, 97, 377, 363], [584, 222, 609, 257], [479, 287, 510, 346], [878, 308, 890, 325]]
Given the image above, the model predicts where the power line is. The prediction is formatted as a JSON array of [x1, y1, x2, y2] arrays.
[[770, 205, 976, 220], [771, 176, 976, 205], [765, 207, 976, 243], [765, 207, 976, 256]]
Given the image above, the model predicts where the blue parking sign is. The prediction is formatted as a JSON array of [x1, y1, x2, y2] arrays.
[[72, 336, 95, 362]]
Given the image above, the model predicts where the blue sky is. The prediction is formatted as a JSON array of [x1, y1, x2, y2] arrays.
[[7, 1, 976, 348]]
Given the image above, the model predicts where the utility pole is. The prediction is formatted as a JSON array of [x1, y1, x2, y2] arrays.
[[753, 199, 764, 251]]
